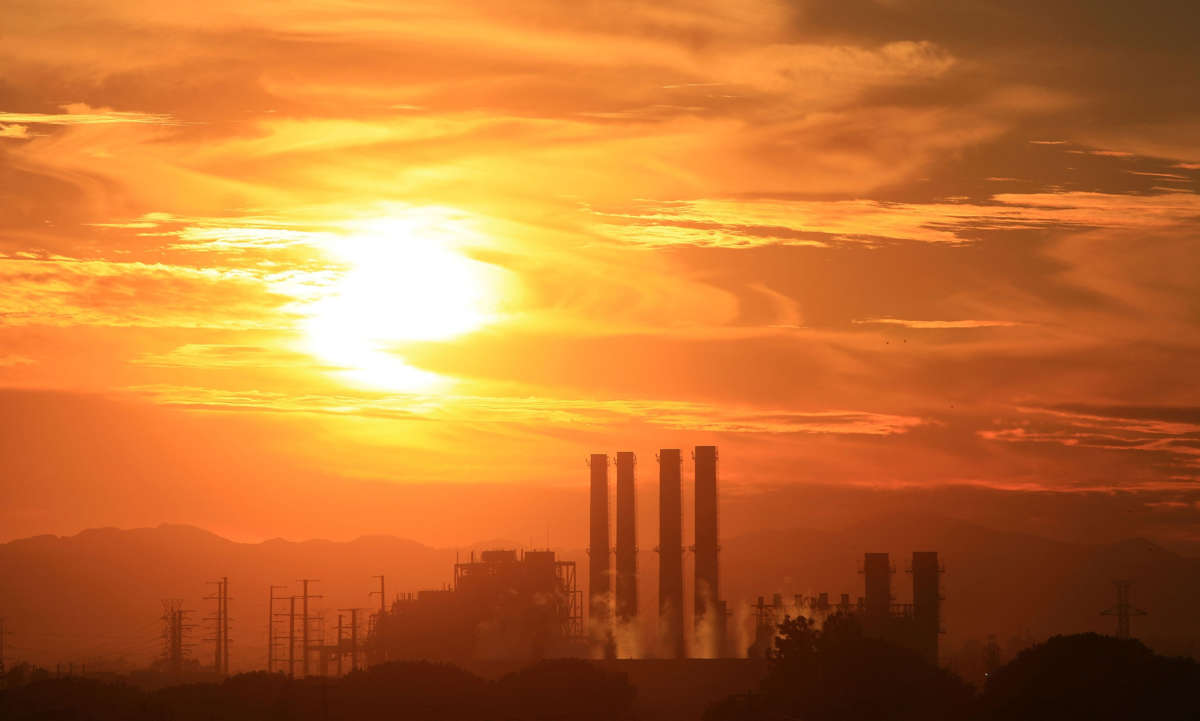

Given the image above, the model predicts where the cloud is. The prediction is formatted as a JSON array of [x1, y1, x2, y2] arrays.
[[0, 124, 34, 139], [132, 344, 321, 369], [853, 318, 1022, 329], [128, 383, 923, 436], [0, 104, 176, 126], [590, 190, 1200, 249], [0, 255, 313, 329], [979, 405, 1200, 478]]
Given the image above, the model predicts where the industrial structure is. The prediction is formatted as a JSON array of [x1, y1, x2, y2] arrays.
[[204, 577, 230, 675], [692, 445, 726, 658], [361, 443, 728, 663], [657, 448, 686, 658], [585, 445, 728, 659], [159, 599, 192, 679], [588, 453, 612, 649], [1102, 579, 1147, 639], [614, 451, 638, 625], [366, 549, 583, 663], [748, 551, 943, 666]]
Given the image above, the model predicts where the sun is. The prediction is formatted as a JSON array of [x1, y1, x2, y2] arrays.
[[301, 210, 503, 391]]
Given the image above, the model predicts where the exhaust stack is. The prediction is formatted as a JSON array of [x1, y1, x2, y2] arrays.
[[693, 445, 721, 655], [658, 448, 685, 658], [615, 451, 638, 624], [588, 453, 611, 641]]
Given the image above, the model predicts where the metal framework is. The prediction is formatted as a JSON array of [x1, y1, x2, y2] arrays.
[[1101, 579, 1147, 639]]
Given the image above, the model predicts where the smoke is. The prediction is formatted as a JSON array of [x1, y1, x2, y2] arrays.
[[612, 618, 644, 659], [589, 592, 646, 659], [691, 584, 721, 659], [734, 592, 834, 658]]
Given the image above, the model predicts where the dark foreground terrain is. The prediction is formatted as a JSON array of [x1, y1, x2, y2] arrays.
[[4, 625, 1200, 721]]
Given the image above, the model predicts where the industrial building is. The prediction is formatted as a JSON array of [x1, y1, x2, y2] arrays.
[[367, 444, 729, 663], [748, 551, 943, 665], [588, 446, 727, 659], [364, 446, 941, 666], [367, 549, 583, 663]]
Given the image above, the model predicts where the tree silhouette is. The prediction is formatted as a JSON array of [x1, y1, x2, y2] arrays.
[[708, 613, 974, 721], [977, 633, 1200, 721]]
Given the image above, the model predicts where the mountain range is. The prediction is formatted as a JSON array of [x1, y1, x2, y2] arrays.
[[1, 514, 1197, 673]]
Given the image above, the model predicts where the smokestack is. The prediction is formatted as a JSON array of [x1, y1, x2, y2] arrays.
[[693, 445, 720, 655], [589, 453, 611, 640], [658, 448, 685, 658], [911, 551, 941, 665], [863, 552, 891, 618], [615, 451, 638, 624]]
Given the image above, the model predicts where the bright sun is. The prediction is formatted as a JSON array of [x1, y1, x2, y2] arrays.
[[302, 211, 502, 391]]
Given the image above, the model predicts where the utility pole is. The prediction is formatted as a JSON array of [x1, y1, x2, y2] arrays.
[[297, 580, 322, 677], [161, 599, 193, 680], [350, 609, 360, 672], [269, 585, 288, 673], [288, 596, 296, 678], [205, 577, 230, 675], [335, 614, 344, 676], [0, 617, 10, 678], [337, 608, 366, 673], [370, 575, 385, 616], [1101, 579, 1147, 639], [222, 577, 230, 675], [369, 575, 386, 665]]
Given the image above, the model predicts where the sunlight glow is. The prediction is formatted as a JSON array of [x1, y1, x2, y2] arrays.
[[301, 210, 504, 392]]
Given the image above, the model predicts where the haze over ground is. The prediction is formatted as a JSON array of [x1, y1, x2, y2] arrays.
[[2, 517, 1197, 672]]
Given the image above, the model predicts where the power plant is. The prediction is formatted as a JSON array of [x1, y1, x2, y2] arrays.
[[747, 551, 943, 666], [367, 549, 584, 664], [119, 444, 940, 671]]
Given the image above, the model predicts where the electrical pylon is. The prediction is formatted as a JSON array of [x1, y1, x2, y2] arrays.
[[1101, 579, 1147, 639]]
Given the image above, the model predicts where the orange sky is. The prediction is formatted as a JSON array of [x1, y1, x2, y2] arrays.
[[2, 0, 1199, 549]]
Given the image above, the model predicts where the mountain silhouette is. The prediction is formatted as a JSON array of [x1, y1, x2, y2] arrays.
[[1, 516, 1197, 672]]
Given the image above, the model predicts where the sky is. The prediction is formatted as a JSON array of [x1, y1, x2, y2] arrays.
[[2, 0, 1199, 550]]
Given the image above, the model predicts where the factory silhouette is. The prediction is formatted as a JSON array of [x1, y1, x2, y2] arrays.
[[363, 446, 942, 667], [5, 447, 1195, 721]]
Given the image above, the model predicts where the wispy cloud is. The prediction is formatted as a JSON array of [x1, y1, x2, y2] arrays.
[[979, 405, 1200, 472], [132, 344, 322, 369], [128, 383, 923, 436], [0, 124, 35, 139], [0, 256, 318, 329], [591, 191, 1200, 249], [853, 318, 1023, 329], [0, 104, 177, 126]]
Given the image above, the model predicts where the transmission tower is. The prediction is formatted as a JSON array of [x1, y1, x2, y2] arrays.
[[160, 599, 194, 679], [268, 585, 289, 673], [297, 579, 322, 677], [288, 596, 297, 678], [1101, 579, 1147, 639], [370, 575, 386, 616], [205, 577, 231, 675], [337, 608, 368, 674], [0, 617, 11, 678], [369, 575, 387, 664]]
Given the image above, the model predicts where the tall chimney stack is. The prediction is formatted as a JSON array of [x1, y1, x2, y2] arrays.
[[693, 445, 720, 656], [658, 448, 685, 658], [589, 453, 611, 642], [863, 552, 892, 618], [615, 451, 638, 624], [911, 551, 941, 666]]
